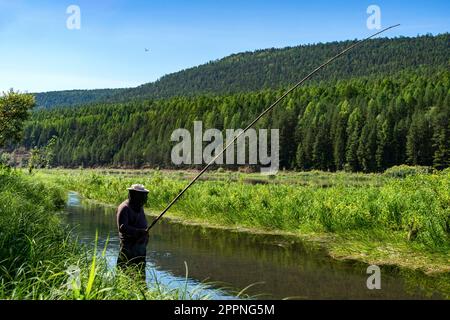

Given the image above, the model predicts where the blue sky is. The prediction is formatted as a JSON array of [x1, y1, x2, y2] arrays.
[[0, 0, 448, 93]]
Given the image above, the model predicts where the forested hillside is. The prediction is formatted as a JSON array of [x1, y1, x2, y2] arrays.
[[33, 34, 450, 108], [34, 88, 125, 109], [22, 68, 450, 172]]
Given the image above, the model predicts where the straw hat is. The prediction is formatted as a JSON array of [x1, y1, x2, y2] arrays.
[[127, 184, 149, 193]]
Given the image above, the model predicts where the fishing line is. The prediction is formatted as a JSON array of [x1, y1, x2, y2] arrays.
[[146, 24, 400, 232]]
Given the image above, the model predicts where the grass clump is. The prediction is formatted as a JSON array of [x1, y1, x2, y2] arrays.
[[384, 165, 434, 178]]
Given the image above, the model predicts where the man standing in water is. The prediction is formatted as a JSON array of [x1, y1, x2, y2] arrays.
[[116, 184, 149, 280]]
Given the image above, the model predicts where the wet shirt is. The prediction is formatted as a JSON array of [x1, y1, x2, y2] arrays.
[[116, 200, 148, 246]]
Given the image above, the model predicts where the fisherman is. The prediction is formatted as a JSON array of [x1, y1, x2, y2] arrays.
[[116, 184, 149, 279]]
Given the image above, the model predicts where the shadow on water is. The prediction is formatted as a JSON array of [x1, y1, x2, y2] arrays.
[[62, 192, 448, 300]]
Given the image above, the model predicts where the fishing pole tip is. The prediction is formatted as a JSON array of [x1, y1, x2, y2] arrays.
[[368, 24, 401, 39], [384, 24, 401, 31], [380, 24, 400, 32]]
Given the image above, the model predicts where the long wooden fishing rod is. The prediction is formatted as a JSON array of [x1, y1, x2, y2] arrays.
[[146, 24, 400, 232]]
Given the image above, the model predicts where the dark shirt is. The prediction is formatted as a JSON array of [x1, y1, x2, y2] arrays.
[[116, 200, 148, 246]]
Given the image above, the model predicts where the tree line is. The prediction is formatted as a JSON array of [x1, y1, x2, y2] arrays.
[[19, 68, 449, 172]]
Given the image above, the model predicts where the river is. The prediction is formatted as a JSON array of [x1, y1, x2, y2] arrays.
[[61, 192, 446, 299]]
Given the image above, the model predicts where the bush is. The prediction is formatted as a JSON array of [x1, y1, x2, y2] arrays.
[[384, 165, 433, 178]]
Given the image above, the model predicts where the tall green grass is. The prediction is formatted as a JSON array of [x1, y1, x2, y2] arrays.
[[38, 168, 450, 251], [0, 167, 210, 299]]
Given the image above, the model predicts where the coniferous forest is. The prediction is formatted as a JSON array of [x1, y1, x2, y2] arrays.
[[22, 67, 449, 172]]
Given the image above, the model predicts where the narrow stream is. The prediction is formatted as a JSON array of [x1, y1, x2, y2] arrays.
[[62, 192, 446, 299]]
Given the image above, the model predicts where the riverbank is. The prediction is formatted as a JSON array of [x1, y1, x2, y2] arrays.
[[0, 167, 209, 299], [33, 168, 450, 277]]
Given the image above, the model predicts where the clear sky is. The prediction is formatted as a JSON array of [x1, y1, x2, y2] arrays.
[[0, 0, 448, 93]]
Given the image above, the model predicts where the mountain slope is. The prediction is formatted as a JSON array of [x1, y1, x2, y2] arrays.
[[114, 34, 449, 101], [34, 33, 449, 108]]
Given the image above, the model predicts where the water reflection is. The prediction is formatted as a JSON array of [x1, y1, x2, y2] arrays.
[[61, 192, 447, 299]]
